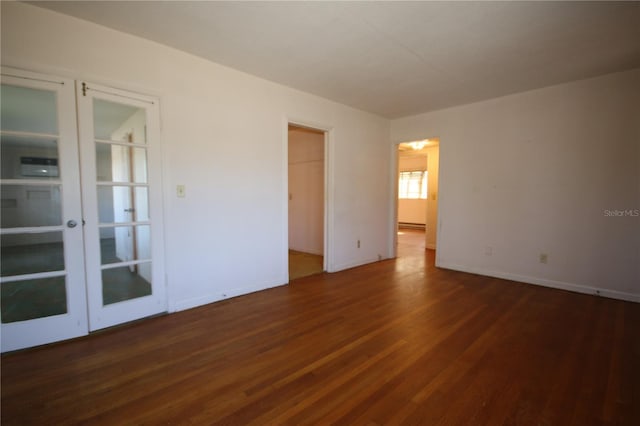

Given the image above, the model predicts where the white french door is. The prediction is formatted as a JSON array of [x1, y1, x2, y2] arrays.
[[1, 69, 88, 351], [76, 81, 166, 331], [0, 68, 166, 352]]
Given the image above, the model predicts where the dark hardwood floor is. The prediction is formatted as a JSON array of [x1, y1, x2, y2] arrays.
[[2, 230, 639, 425]]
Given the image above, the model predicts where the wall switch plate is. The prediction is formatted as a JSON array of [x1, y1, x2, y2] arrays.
[[539, 253, 548, 264], [177, 184, 186, 198]]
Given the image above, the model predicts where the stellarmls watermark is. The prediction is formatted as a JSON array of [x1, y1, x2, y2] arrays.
[[603, 209, 639, 217]]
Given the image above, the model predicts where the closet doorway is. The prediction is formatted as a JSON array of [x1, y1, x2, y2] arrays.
[[287, 124, 326, 280]]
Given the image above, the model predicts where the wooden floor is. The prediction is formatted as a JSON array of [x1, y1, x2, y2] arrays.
[[2, 230, 639, 425], [289, 250, 324, 281]]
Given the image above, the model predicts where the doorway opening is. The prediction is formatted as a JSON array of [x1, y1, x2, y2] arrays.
[[395, 138, 439, 261], [287, 124, 326, 280]]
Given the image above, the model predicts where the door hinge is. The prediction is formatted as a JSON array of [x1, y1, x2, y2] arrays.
[[82, 82, 87, 96]]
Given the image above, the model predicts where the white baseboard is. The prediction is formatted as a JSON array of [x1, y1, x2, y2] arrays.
[[437, 262, 640, 303], [173, 277, 288, 312], [331, 256, 384, 273], [289, 246, 323, 256]]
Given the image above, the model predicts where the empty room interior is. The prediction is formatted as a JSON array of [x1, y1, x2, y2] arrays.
[[1, 1, 639, 425]]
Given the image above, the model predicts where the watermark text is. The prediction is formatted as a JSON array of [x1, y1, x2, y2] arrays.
[[603, 209, 639, 217]]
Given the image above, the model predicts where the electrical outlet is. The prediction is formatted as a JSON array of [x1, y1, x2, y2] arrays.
[[539, 253, 548, 264], [357, 239, 361, 249], [176, 184, 186, 198]]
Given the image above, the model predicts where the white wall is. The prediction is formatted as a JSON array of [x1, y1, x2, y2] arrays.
[[392, 69, 640, 302], [2, 2, 392, 311], [288, 128, 324, 255]]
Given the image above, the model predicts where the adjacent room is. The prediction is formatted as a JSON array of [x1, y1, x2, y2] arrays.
[[397, 138, 439, 259], [1, 1, 638, 424]]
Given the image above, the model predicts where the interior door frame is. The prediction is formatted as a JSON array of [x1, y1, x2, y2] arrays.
[[76, 80, 167, 331], [283, 117, 333, 279], [390, 138, 443, 261], [0, 67, 89, 352]]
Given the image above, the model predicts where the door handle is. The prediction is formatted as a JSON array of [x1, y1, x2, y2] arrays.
[[124, 208, 135, 213], [67, 220, 78, 228]]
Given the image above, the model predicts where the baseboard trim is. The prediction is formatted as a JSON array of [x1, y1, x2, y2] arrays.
[[437, 262, 640, 303], [399, 222, 425, 230], [289, 247, 323, 256], [173, 277, 288, 312], [331, 257, 384, 273]]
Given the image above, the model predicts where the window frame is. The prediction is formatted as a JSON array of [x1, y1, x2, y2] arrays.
[[398, 170, 427, 200]]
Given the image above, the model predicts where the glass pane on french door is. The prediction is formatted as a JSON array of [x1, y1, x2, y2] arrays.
[[1, 83, 64, 323], [94, 99, 150, 306], [77, 81, 166, 331], [1, 68, 88, 352]]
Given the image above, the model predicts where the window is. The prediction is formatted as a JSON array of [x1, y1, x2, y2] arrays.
[[398, 170, 427, 199]]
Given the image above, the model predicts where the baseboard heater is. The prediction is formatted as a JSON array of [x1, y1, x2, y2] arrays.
[[398, 222, 425, 230]]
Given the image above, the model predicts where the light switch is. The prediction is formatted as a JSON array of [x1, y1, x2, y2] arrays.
[[177, 184, 186, 198]]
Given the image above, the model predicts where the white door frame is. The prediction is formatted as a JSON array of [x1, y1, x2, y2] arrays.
[[283, 117, 333, 280], [390, 138, 443, 263], [389, 142, 401, 259]]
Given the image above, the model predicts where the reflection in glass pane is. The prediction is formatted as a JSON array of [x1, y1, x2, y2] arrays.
[[1, 231, 65, 276], [102, 263, 152, 305], [135, 187, 149, 221], [1, 133, 59, 180], [100, 225, 151, 265], [0, 185, 62, 228], [95, 142, 148, 183], [97, 185, 149, 223], [93, 99, 146, 143], [95, 143, 113, 181], [0, 84, 58, 135], [1, 276, 67, 323]]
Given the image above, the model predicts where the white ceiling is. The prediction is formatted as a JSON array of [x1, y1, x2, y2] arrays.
[[31, 1, 640, 118], [399, 139, 438, 158]]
